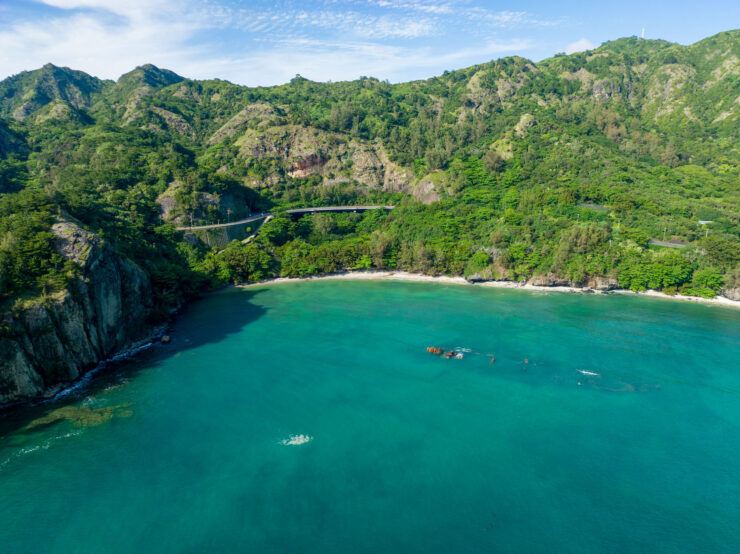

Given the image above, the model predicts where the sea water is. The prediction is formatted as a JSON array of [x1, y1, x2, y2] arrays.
[[1, 281, 739, 553]]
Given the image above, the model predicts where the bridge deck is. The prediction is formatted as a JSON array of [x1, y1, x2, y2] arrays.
[[175, 213, 269, 231], [286, 205, 394, 215], [175, 206, 394, 231], [648, 239, 689, 248]]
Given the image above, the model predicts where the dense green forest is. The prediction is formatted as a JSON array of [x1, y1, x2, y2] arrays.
[[1, 31, 739, 320]]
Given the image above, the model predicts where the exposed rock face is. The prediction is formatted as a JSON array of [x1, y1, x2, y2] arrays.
[[155, 180, 254, 226], [528, 274, 618, 290], [149, 106, 195, 138], [0, 220, 153, 406], [412, 180, 441, 204], [528, 273, 572, 287], [514, 113, 535, 136], [288, 153, 328, 178], [721, 286, 740, 301], [235, 124, 414, 191], [592, 79, 618, 102], [584, 275, 619, 291], [464, 70, 494, 110], [34, 99, 84, 124], [644, 64, 695, 119], [466, 269, 620, 291], [207, 102, 278, 145]]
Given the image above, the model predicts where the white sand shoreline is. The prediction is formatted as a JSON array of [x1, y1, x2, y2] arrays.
[[241, 270, 740, 309]]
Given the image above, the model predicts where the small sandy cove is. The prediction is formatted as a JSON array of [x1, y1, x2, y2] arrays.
[[242, 271, 740, 309]]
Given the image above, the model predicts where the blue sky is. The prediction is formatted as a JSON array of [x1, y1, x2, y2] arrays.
[[0, 1, 737, 85]]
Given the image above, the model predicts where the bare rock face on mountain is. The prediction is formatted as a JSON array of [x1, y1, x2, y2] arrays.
[[207, 102, 280, 145], [584, 275, 619, 291], [528, 273, 573, 287], [234, 124, 414, 191], [33, 99, 86, 124], [722, 285, 740, 301], [412, 179, 441, 204], [0, 220, 153, 405], [148, 107, 195, 138], [155, 180, 258, 226]]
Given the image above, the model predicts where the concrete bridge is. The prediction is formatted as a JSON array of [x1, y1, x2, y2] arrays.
[[175, 213, 271, 231], [175, 205, 394, 231], [285, 205, 395, 217], [648, 239, 688, 249]]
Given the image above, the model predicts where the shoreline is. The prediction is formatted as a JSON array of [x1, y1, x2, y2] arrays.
[[48, 323, 168, 403], [242, 270, 740, 309], [5, 271, 736, 412], [0, 324, 168, 414]]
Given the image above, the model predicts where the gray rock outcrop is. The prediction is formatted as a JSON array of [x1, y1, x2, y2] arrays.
[[0, 220, 153, 405]]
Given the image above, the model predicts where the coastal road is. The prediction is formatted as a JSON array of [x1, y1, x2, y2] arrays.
[[648, 239, 689, 248], [175, 213, 271, 231], [175, 206, 394, 231], [285, 205, 395, 216]]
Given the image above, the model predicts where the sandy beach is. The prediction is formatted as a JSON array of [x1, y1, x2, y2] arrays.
[[243, 270, 740, 309]]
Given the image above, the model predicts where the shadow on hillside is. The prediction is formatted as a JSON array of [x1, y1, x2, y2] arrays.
[[0, 288, 267, 438]]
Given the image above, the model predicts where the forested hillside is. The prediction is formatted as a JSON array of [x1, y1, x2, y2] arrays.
[[1, 30, 739, 318]]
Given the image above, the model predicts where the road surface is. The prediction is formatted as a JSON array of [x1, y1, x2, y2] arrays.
[[175, 206, 394, 231]]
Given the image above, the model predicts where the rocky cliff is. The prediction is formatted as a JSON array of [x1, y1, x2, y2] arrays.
[[0, 220, 153, 406]]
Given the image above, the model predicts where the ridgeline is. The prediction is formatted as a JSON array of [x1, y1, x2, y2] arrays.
[[0, 31, 739, 403]]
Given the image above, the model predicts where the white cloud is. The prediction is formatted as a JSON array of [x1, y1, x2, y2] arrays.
[[355, 17, 435, 38], [472, 10, 529, 27], [371, 1, 455, 15], [0, 0, 214, 79], [464, 8, 564, 29], [228, 38, 533, 85], [232, 9, 436, 39], [0, 0, 538, 85], [564, 38, 595, 54]]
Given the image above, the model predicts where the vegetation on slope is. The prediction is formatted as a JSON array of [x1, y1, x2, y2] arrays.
[[0, 30, 739, 315]]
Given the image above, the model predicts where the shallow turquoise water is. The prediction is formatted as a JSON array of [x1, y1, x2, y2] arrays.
[[1, 281, 739, 553]]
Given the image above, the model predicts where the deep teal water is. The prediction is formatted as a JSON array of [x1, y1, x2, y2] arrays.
[[1, 281, 739, 553]]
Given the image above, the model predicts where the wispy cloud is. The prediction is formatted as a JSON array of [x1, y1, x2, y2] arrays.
[[236, 37, 533, 84], [232, 9, 436, 39], [370, 1, 455, 15], [0, 0, 548, 85], [0, 1, 209, 80]]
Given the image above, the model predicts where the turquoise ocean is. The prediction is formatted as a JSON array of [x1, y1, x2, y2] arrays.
[[1, 281, 739, 553]]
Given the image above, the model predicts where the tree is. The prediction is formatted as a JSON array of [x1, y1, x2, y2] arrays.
[[483, 150, 505, 173], [691, 267, 723, 292]]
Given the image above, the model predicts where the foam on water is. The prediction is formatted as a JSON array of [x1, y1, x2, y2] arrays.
[[281, 434, 313, 446], [576, 369, 600, 376], [52, 342, 154, 401], [1, 282, 739, 553], [0, 430, 82, 471]]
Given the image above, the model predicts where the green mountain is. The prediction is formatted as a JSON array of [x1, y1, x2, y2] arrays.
[[115, 64, 183, 92], [1, 30, 739, 402], [0, 63, 110, 120]]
